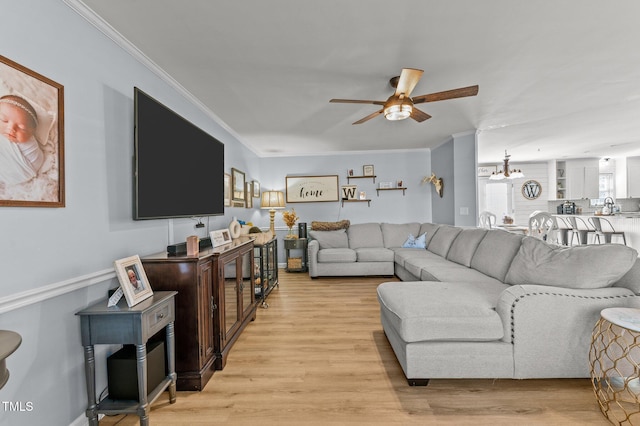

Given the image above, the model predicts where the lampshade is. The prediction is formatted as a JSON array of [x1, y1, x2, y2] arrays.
[[260, 191, 285, 209]]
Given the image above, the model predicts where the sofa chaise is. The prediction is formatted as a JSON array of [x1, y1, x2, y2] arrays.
[[307, 222, 640, 384]]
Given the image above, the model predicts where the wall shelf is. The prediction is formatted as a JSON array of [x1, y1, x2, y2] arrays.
[[341, 199, 371, 207], [347, 175, 376, 183], [377, 187, 406, 196]]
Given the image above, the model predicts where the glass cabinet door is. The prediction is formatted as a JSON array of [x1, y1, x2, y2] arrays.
[[222, 258, 238, 340], [241, 251, 254, 316]]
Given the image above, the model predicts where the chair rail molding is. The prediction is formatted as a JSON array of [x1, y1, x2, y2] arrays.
[[0, 268, 116, 315]]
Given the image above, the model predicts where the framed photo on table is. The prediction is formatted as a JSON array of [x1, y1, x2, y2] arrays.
[[114, 255, 153, 307]]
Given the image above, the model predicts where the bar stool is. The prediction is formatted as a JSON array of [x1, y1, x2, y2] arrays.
[[567, 216, 593, 245], [554, 216, 571, 246], [588, 217, 627, 245]]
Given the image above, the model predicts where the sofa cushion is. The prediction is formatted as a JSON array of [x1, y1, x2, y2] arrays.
[[377, 281, 507, 343], [446, 228, 488, 267], [471, 229, 524, 282], [505, 236, 638, 289], [381, 222, 421, 248], [356, 247, 395, 262], [317, 248, 357, 263], [427, 225, 462, 257], [309, 229, 349, 249], [614, 258, 640, 295], [348, 223, 384, 248], [392, 247, 431, 268], [419, 223, 441, 246]]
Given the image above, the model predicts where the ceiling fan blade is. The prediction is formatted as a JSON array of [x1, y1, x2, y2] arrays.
[[394, 68, 424, 98], [330, 98, 385, 105], [352, 109, 383, 125], [412, 85, 479, 104], [410, 107, 431, 123]]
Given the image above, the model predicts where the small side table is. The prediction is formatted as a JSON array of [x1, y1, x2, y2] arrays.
[[590, 307, 640, 425], [76, 291, 178, 426], [284, 238, 308, 272]]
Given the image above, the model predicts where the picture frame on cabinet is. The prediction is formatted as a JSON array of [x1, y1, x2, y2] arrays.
[[210, 229, 232, 247], [0, 54, 65, 207], [114, 255, 154, 307]]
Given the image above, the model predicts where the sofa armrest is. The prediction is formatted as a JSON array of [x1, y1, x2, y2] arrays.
[[308, 239, 319, 277], [496, 284, 640, 378]]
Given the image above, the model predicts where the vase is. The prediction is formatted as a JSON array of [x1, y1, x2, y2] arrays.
[[286, 227, 296, 239]]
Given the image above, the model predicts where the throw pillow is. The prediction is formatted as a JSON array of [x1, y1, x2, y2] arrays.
[[402, 233, 427, 249]]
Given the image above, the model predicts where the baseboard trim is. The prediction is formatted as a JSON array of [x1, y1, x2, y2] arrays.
[[0, 268, 115, 315]]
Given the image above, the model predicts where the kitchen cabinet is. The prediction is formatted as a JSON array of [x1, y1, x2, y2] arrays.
[[565, 159, 599, 200], [627, 157, 640, 198]]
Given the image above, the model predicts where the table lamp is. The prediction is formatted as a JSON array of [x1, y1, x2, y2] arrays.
[[261, 191, 285, 234]]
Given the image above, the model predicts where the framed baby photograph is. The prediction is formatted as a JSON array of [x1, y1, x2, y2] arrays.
[[0, 54, 65, 207], [114, 255, 154, 307]]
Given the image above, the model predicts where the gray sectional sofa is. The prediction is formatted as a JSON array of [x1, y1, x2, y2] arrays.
[[307, 222, 640, 384]]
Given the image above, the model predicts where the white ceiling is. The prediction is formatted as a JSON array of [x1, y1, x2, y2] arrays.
[[74, 0, 640, 163]]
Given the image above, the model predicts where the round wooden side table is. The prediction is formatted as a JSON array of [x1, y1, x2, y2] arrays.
[[0, 330, 22, 390], [590, 307, 640, 425]]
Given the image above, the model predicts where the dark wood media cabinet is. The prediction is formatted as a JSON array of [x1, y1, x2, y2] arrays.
[[142, 237, 256, 391]]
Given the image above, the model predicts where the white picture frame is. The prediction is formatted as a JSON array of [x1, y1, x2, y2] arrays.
[[210, 229, 232, 247], [363, 165, 374, 176], [114, 255, 153, 307]]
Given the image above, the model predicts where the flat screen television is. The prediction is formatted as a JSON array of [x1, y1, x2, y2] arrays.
[[134, 87, 225, 219]]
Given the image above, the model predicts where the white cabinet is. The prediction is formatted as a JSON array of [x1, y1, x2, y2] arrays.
[[548, 160, 567, 200], [565, 159, 599, 200], [628, 157, 640, 198]]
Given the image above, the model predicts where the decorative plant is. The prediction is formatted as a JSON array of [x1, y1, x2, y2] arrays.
[[282, 209, 299, 238]]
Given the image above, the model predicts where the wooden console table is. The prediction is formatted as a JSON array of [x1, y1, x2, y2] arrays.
[[142, 238, 256, 390], [76, 291, 177, 426]]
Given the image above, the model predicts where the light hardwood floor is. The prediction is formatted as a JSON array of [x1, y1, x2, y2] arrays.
[[101, 272, 608, 425]]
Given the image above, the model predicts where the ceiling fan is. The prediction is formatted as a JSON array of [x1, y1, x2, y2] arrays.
[[330, 68, 478, 125]]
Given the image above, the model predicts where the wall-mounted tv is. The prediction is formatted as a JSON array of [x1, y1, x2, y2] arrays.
[[134, 87, 224, 220]]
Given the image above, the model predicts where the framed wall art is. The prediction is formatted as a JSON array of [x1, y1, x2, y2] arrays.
[[245, 182, 253, 208], [0, 55, 65, 207], [286, 175, 339, 203], [231, 167, 245, 203], [224, 172, 231, 207], [114, 255, 154, 307], [363, 165, 374, 176], [478, 165, 497, 177], [252, 180, 260, 198]]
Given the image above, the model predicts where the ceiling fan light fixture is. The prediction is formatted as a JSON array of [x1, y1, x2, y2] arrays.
[[384, 103, 412, 121]]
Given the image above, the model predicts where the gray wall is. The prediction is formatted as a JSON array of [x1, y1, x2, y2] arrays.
[[430, 132, 478, 226], [0, 2, 465, 425]]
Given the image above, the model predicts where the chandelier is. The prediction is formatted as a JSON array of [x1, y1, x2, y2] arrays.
[[489, 150, 524, 180]]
